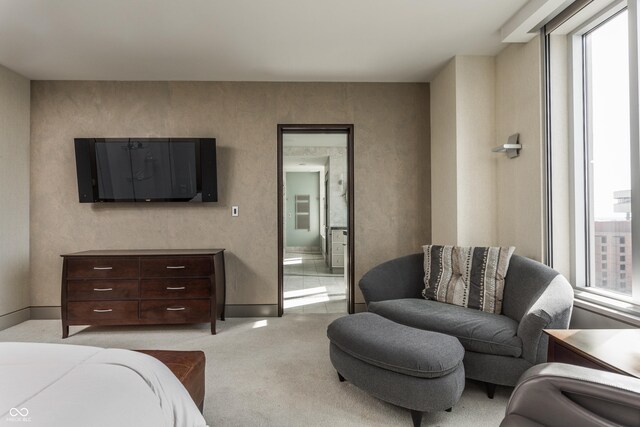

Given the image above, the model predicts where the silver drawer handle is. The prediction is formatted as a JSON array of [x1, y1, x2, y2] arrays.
[[93, 288, 113, 292], [166, 286, 186, 290], [166, 307, 186, 311], [93, 267, 113, 270], [93, 309, 113, 313], [166, 266, 185, 269]]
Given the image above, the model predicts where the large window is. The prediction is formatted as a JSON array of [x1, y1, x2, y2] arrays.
[[583, 10, 633, 297], [546, 0, 640, 306]]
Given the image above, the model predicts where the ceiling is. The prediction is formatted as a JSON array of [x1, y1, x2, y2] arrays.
[[283, 156, 329, 168], [0, 0, 529, 82], [283, 133, 347, 148], [283, 134, 345, 168]]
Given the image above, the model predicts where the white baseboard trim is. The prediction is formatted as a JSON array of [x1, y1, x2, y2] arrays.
[[285, 247, 322, 253], [0, 307, 31, 331]]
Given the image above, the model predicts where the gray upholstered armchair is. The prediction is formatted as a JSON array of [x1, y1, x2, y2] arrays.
[[501, 363, 640, 426], [359, 253, 575, 394]]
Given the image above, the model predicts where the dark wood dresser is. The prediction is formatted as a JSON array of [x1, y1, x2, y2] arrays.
[[60, 249, 225, 338]]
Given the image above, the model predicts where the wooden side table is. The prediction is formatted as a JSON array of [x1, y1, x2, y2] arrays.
[[544, 329, 640, 379], [136, 350, 205, 412]]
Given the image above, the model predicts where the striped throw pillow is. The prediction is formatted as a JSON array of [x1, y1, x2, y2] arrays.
[[422, 245, 515, 314]]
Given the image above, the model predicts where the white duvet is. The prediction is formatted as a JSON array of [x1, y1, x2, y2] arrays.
[[0, 342, 208, 427]]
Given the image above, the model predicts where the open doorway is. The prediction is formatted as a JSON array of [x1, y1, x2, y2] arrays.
[[277, 125, 354, 316]]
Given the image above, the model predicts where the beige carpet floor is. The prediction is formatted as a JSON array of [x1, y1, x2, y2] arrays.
[[0, 315, 512, 426]]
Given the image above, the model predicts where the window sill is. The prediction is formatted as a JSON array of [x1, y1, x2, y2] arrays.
[[573, 289, 640, 327]]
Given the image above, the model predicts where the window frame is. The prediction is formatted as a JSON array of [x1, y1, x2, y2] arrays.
[[568, 0, 640, 305]]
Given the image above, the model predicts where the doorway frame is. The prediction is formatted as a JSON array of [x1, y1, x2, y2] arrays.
[[277, 124, 355, 316]]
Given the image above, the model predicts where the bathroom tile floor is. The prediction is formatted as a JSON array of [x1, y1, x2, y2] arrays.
[[283, 252, 347, 314]]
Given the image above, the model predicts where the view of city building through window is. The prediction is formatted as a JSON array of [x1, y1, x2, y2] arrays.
[[585, 10, 632, 296]]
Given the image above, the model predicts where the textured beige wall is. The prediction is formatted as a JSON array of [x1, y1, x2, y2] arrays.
[[430, 59, 457, 245], [456, 56, 497, 246], [30, 81, 431, 308], [0, 65, 30, 317], [495, 37, 544, 261], [430, 56, 497, 247]]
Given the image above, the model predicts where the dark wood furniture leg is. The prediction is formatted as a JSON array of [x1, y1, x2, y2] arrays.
[[410, 410, 422, 427], [485, 382, 496, 399], [215, 251, 226, 321], [61, 258, 68, 338]]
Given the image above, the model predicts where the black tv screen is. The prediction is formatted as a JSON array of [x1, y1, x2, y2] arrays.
[[74, 138, 217, 203]]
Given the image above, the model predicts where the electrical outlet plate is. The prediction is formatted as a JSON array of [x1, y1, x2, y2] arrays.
[[232, 206, 239, 217]]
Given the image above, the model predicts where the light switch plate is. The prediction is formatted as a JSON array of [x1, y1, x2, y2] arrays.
[[232, 206, 239, 217]]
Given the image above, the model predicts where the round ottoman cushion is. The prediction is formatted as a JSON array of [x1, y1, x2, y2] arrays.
[[327, 312, 465, 414], [327, 312, 464, 378]]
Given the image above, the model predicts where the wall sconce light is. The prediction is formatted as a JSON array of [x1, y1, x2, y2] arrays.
[[492, 133, 521, 159]]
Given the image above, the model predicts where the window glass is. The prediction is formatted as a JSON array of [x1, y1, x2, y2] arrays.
[[584, 10, 632, 296]]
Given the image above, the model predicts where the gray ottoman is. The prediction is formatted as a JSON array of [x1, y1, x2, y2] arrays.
[[327, 312, 465, 427]]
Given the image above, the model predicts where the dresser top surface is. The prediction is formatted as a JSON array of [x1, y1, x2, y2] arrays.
[[545, 329, 640, 378], [62, 249, 225, 257]]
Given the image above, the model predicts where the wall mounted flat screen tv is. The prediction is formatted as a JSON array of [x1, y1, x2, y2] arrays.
[[74, 138, 217, 203]]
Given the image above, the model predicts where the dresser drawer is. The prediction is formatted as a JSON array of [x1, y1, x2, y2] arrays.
[[332, 242, 344, 255], [140, 299, 210, 323], [141, 257, 211, 278], [67, 258, 139, 279], [331, 229, 346, 243], [332, 254, 345, 267], [67, 280, 139, 301], [141, 279, 210, 299], [67, 301, 138, 322]]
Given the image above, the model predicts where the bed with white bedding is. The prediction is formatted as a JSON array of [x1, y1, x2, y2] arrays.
[[0, 342, 208, 427]]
